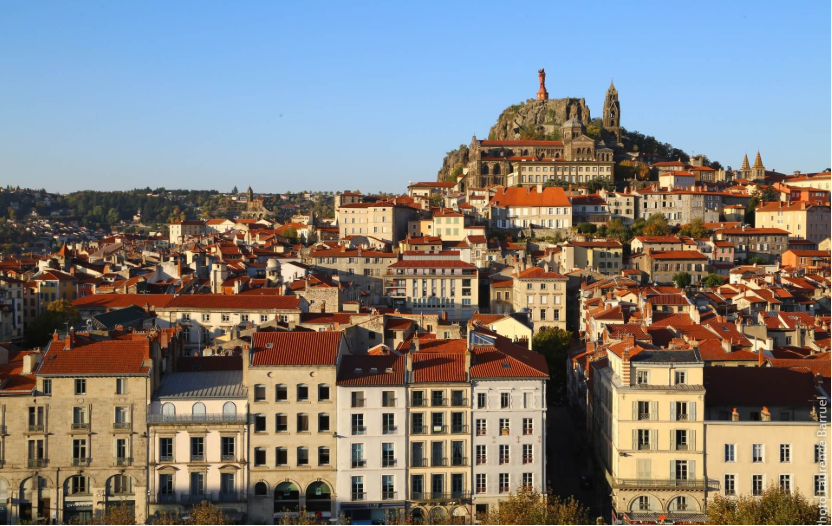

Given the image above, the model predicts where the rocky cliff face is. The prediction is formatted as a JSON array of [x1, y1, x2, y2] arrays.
[[437, 98, 591, 181]]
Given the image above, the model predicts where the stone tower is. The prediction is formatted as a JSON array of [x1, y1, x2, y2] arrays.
[[247, 186, 254, 203], [738, 154, 751, 179], [603, 79, 621, 145], [751, 151, 765, 180]]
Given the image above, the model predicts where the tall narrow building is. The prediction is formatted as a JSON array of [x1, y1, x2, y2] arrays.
[[750, 151, 766, 180], [603, 80, 621, 146]]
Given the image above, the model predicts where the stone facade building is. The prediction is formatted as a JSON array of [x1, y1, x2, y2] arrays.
[[306, 247, 398, 306], [634, 188, 723, 226], [717, 227, 790, 264], [512, 264, 568, 332]]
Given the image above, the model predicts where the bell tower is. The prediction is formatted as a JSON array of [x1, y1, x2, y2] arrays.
[[603, 79, 621, 145]]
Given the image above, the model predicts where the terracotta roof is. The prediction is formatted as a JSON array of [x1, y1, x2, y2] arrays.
[[0, 349, 36, 394], [645, 294, 690, 306], [488, 186, 571, 208], [469, 314, 508, 326], [515, 267, 567, 280], [411, 353, 467, 383], [388, 259, 476, 269], [73, 294, 174, 309], [634, 236, 684, 243], [251, 331, 342, 366], [480, 139, 563, 146], [648, 250, 708, 260], [397, 338, 467, 354], [32, 270, 76, 281], [470, 344, 548, 378], [39, 335, 151, 376], [721, 227, 790, 235], [337, 354, 405, 386], [386, 318, 413, 331]]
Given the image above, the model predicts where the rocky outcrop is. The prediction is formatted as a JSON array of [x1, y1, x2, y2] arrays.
[[437, 98, 591, 181]]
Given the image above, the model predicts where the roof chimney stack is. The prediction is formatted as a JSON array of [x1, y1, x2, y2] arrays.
[[761, 406, 771, 422], [731, 408, 739, 421], [621, 349, 631, 386]]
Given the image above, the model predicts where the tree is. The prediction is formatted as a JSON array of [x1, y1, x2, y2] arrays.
[[679, 218, 708, 239], [532, 327, 572, 393], [186, 501, 230, 525], [642, 213, 671, 236], [99, 503, 136, 525], [429, 194, 443, 208], [577, 223, 597, 234], [282, 227, 299, 245], [25, 299, 82, 348], [596, 224, 608, 238], [747, 255, 768, 265], [702, 273, 726, 288], [707, 485, 825, 525], [106, 208, 120, 226], [232, 185, 239, 194], [480, 487, 590, 525], [672, 271, 692, 289], [606, 218, 631, 244]]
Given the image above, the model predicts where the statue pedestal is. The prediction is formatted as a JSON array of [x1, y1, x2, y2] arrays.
[[536, 88, 548, 101]]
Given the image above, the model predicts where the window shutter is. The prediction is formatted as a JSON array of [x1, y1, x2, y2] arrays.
[[632, 429, 637, 450], [670, 460, 675, 480], [689, 460, 696, 480], [691, 430, 696, 451], [650, 429, 658, 451], [650, 401, 658, 420], [670, 402, 677, 421], [690, 401, 697, 421], [632, 401, 638, 420], [670, 430, 675, 450]]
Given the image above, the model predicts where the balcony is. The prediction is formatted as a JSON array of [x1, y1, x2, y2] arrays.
[[71, 457, 90, 467], [382, 398, 397, 408], [382, 458, 397, 468], [221, 454, 236, 462], [113, 422, 131, 430], [451, 424, 469, 435], [638, 443, 651, 451], [613, 478, 717, 491], [675, 413, 690, 421], [382, 491, 397, 501], [431, 425, 447, 435], [28, 458, 47, 468], [431, 457, 447, 467], [451, 456, 468, 467], [351, 492, 367, 502], [114, 457, 131, 467], [190, 454, 205, 462], [450, 397, 468, 407], [352, 426, 367, 436], [156, 493, 176, 503], [411, 425, 426, 435], [383, 425, 397, 435], [351, 459, 367, 468], [159, 455, 174, 463], [147, 413, 248, 425], [411, 398, 426, 407], [28, 424, 45, 432], [71, 422, 90, 431], [411, 491, 471, 502], [181, 493, 213, 504], [351, 398, 366, 408], [411, 458, 427, 468], [675, 444, 691, 451], [638, 412, 652, 421], [431, 398, 448, 407], [217, 491, 240, 502]]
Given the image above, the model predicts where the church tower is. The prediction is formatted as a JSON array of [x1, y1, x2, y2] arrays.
[[738, 154, 751, 179], [603, 80, 621, 145], [750, 151, 765, 180]]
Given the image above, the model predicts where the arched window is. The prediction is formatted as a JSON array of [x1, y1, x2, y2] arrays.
[[223, 402, 237, 417], [254, 482, 268, 497], [274, 481, 300, 513], [493, 164, 501, 175], [481, 164, 489, 176], [192, 402, 206, 416], [162, 403, 175, 417], [305, 481, 332, 513]]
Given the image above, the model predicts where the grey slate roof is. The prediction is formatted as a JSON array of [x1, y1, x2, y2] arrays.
[[155, 370, 247, 400], [631, 349, 702, 364]]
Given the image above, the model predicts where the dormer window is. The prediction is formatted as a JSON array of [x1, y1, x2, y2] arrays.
[[636, 371, 649, 385]]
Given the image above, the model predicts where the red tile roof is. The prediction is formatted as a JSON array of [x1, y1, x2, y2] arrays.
[[488, 186, 571, 208], [337, 354, 405, 386], [648, 250, 708, 260], [0, 349, 36, 394], [388, 259, 476, 269], [251, 331, 342, 366], [73, 294, 175, 309], [480, 139, 563, 146], [411, 353, 467, 383], [515, 267, 567, 280], [39, 335, 151, 376]]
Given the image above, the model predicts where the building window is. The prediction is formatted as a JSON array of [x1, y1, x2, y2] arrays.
[[318, 413, 330, 432], [275, 384, 288, 401], [297, 413, 309, 433], [636, 371, 649, 384], [75, 379, 86, 395], [816, 444, 825, 464], [499, 473, 509, 494], [724, 474, 736, 495], [477, 393, 487, 409], [724, 444, 735, 462], [499, 445, 510, 465], [297, 384, 309, 401], [752, 444, 764, 463], [476, 419, 487, 436], [275, 413, 288, 432], [318, 384, 330, 401], [476, 474, 486, 494], [116, 378, 127, 395], [254, 414, 266, 433], [42, 379, 51, 395], [254, 448, 266, 466], [500, 393, 510, 409], [674, 371, 687, 385], [221, 436, 235, 460], [499, 418, 510, 435], [275, 447, 288, 466], [159, 437, 173, 461], [297, 447, 309, 466], [815, 474, 827, 497], [318, 446, 330, 466], [780, 444, 791, 463], [523, 418, 533, 435], [752, 475, 764, 496], [779, 474, 792, 493], [254, 384, 266, 402]]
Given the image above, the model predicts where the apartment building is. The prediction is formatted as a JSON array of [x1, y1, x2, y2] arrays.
[[469, 330, 549, 518], [155, 295, 307, 352], [433, 211, 469, 242], [600, 189, 637, 226], [169, 220, 205, 246], [245, 331, 347, 524], [30, 269, 77, 306], [0, 331, 159, 524], [755, 201, 831, 243], [635, 189, 722, 225], [336, 354, 407, 523], [407, 349, 472, 523], [561, 240, 623, 276], [512, 264, 568, 332], [703, 367, 826, 505], [0, 276, 24, 343], [307, 246, 398, 306], [718, 227, 790, 264], [385, 252, 478, 322], [337, 201, 419, 244], [146, 361, 249, 521], [591, 343, 707, 524], [630, 250, 709, 285], [487, 186, 572, 231]]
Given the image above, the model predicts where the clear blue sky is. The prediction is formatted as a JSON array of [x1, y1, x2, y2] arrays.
[[1, 1, 829, 194]]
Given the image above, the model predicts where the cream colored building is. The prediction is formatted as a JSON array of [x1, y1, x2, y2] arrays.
[[591, 344, 707, 524], [512, 264, 568, 332], [337, 201, 419, 244], [0, 331, 159, 524], [561, 240, 623, 276], [406, 350, 472, 524], [245, 331, 347, 524], [755, 201, 831, 244], [307, 247, 398, 306], [147, 367, 249, 521], [385, 252, 478, 322], [487, 186, 572, 231], [169, 220, 205, 246]]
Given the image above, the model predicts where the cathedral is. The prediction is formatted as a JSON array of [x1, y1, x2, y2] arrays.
[[463, 79, 621, 189]]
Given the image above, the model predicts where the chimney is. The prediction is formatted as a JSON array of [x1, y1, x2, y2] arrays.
[[731, 408, 739, 421], [52, 330, 59, 343], [536, 183, 543, 193], [22, 350, 42, 375], [761, 406, 771, 422], [464, 349, 472, 375], [242, 344, 250, 386], [65, 328, 76, 350], [621, 349, 631, 386]]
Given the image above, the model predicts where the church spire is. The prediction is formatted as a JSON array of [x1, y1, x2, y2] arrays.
[[741, 154, 750, 170], [752, 151, 764, 169]]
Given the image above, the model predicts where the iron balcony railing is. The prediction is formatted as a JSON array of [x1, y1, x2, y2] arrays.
[[382, 398, 397, 408], [411, 457, 427, 468], [351, 492, 367, 502], [191, 454, 205, 462], [351, 398, 366, 408], [28, 459, 47, 468], [431, 457, 447, 467], [431, 425, 447, 435], [351, 459, 367, 468], [71, 457, 90, 467], [352, 426, 367, 435], [411, 398, 427, 407], [221, 454, 236, 461], [411, 491, 471, 502], [157, 493, 176, 503], [113, 422, 130, 430], [451, 397, 468, 407], [159, 455, 173, 462], [451, 424, 469, 434], [114, 457, 131, 466], [382, 458, 397, 468], [383, 425, 397, 435], [218, 491, 240, 502], [181, 492, 213, 504], [411, 425, 427, 435], [71, 423, 89, 431], [638, 412, 652, 420], [613, 478, 718, 490], [451, 456, 468, 467], [147, 413, 248, 424], [382, 491, 397, 501], [431, 398, 448, 407]]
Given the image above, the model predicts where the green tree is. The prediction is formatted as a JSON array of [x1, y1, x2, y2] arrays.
[[480, 487, 590, 525], [98, 503, 135, 525], [429, 194, 443, 208], [532, 327, 572, 393], [596, 224, 608, 238], [672, 271, 692, 289], [707, 485, 826, 525], [282, 227, 299, 245], [747, 255, 768, 265], [702, 273, 726, 288], [576, 223, 597, 234], [232, 185, 239, 194], [606, 218, 631, 244], [106, 208, 120, 226], [642, 213, 671, 236], [25, 299, 82, 348], [679, 218, 708, 239]]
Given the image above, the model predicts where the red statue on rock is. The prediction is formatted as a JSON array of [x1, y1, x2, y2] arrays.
[[537, 68, 548, 101]]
